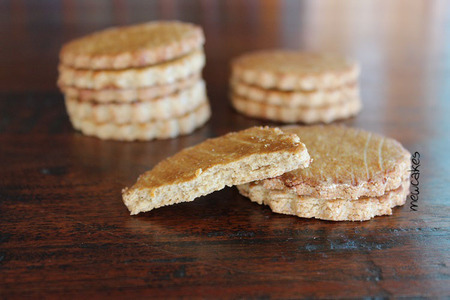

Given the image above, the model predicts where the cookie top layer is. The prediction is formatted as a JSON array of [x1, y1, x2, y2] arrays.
[[262, 125, 411, 199], [60, 21, 204, 70], [132, 127, 308, 189], [122, 127, 310, 214], [232, 50, 359, 91]]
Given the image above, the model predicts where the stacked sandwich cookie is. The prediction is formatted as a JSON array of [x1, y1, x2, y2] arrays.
[[58, 21, 210, 141], [237, 125, 411, 221], [230, 50, 361, 123]]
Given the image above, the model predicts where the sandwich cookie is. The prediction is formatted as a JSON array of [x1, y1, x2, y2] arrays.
[[58, 21, 210, 141], [237, 125, 411, 221], [230, 50, 362, 124]]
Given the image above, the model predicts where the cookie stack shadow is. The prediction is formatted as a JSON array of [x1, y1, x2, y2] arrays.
[[57, 21, 210, 141], [230, 50, 362, 124]]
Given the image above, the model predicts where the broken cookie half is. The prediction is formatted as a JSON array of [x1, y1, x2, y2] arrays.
[[122, 126, 310, 215]]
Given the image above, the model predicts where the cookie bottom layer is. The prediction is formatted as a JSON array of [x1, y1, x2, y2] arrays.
[[237, 180, 410, 221], [231, 95, 361, 124], [69, 101, 210, 141], [58, 49, 205, 89], [60, 73, 200, 103], [65, 80, 206, 124]]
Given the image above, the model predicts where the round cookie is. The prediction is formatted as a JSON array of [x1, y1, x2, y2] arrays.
[[231, 80, 359, 107], [60, 73, 200, 103], [262, 125, 411, 200], [60, 21, 204, 70], [231, 50, 359, 91], [65, 80, 207, 124], [58, 50, 205, 89], [231, 95, 361, 124], [68, 101, 211, 141], [237, 179, 410, 221]]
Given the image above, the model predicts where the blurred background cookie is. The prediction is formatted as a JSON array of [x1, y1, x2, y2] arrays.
[[230, 50, 361, 124], [59, 21, 204, 70], [57, 21, 209, 141]]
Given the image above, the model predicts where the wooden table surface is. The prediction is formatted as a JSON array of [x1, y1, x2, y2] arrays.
[[1, 0, 449, 298]]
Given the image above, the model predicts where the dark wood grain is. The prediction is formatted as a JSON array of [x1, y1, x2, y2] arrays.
[[0, 0, 449, 298]]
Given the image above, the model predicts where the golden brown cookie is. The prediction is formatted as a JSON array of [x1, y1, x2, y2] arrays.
[[231, 95, 361, 124], [237, 179, 409, 221], [231, 80, 359, 107], [60, 21, 204, 70], [65, 80, 206, 124], [122, 127, 311, 215], [58, 49, 205, 89], [69, 101, 211, 141], [262, 125, 411, 200], [231, 50, 359, 91], [60, 73, 200, 103]]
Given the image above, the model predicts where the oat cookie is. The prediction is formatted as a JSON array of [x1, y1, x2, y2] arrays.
[[122, 126, 311, 215], [232, 50, 359, 91], [60, 73, 200, 103], [231, 95, 361, 124], [69, 101, 211, 141], [58, 49, 205, 89], [65, 80, 206, 124], [60, 21, 204, 70]]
